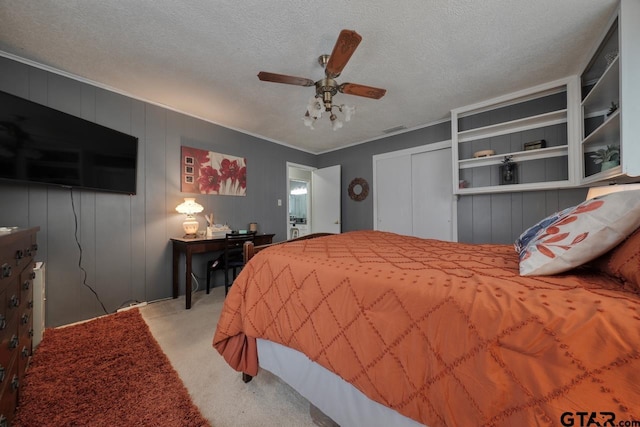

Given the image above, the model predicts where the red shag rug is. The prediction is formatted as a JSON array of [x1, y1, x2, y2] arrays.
[[14, 309, 210, 427]]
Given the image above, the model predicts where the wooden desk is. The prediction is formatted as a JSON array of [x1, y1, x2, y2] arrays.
[[171, 233, 274, 309]]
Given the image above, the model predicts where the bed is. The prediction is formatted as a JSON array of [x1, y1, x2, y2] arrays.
[[213, 202, 640, 426]]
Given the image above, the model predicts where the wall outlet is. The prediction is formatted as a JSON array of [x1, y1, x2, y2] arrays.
[[277, 199, 282, 206]]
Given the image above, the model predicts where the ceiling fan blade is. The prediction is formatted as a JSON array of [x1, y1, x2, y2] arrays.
[[325, 30, 362, 79], [339, 83, 387, 99], [257, 71, 315, 87]]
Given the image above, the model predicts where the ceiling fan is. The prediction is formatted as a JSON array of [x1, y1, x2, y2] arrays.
[[257, 29, 387, 129]]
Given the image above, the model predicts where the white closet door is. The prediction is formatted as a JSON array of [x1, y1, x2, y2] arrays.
[[374, 155, 412, 235], [373, 141, 454, 240], [411, 148, 453, 241]]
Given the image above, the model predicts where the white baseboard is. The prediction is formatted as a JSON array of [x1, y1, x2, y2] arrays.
[[117, 302, 148, 312]]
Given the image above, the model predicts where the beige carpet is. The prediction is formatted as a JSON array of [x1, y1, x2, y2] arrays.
[[140, 286, 317, 427]]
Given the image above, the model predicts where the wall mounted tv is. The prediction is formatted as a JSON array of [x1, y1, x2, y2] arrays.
[[0, 90, 138, 195]]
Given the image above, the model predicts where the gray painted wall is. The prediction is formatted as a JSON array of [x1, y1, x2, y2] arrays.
[[456, 189, 587, 244], [0, 55, 590, 327], [0, 56, 315, 327]]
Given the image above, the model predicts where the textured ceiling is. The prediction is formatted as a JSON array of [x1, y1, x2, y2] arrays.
[[0, 0, 618, 153]]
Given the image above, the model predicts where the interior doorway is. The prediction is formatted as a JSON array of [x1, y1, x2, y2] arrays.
[[286, 163, 342, 239], [287, 163, 313, 239]]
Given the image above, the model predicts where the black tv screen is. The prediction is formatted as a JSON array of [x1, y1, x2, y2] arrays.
[[0, 90, 138, 194]]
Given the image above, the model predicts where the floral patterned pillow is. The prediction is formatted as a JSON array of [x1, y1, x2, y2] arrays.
[[516, 190, 640, 276]]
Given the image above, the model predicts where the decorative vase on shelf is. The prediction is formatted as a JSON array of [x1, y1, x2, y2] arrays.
[[499, 155, 519, 185]]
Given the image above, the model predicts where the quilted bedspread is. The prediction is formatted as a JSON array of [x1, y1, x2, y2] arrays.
[[213, 231, 640, 426]]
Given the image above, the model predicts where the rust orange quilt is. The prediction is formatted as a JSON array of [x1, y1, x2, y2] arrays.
[[213, 231, 640, 426]]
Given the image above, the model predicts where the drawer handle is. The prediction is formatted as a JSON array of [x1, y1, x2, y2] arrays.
[[28, 300, 34, 309], [11, 375, 18, 391], [8, 335, 18, 350], [21, 346, 29, 359], [0, 315, 5, 330], [23, 280, 30, 291], [25, 248, 32, 257], [29, 328, 34, 338], [0, 365, 4, 383], [1, 264, 11, 278], [9, 295, 19, 308], [0, 414, 6, 427], [32, 243, 38, 252], [21, 313, 30, 325], [30, 271, 36, 280], [15, 249, 24, 260]]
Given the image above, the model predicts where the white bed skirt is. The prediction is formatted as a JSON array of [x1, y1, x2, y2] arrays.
[[257, 338, 425, 427]]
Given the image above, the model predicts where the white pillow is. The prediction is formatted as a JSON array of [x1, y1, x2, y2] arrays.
[[516, 190, 640, 276]]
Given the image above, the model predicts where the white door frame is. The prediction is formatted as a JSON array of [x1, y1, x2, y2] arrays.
[[286, 162, 316, 238], [372, 140, 458, 241]]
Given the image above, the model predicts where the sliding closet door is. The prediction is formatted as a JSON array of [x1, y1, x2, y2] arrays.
[[373, 141, 454, 240], [411, 148, 453, 241], [374, 155, 412, 235]]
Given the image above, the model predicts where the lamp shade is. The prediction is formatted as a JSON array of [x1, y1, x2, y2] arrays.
[[176, 198, 204, 215], [586, 183, 640, 200]]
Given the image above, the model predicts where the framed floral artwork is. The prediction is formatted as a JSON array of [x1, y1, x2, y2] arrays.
[[180, 146, 247, 196]]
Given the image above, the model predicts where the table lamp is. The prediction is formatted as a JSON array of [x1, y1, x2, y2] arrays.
[[175, 197, 204, 237]]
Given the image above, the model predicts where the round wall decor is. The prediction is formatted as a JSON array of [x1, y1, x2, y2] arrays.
[[348, 177, 369, 201]]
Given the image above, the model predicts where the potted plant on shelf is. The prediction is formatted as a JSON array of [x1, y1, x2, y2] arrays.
[[590, 145, 620, 171]]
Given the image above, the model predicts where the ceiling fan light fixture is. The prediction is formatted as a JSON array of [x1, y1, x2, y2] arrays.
[[340, 104, 355, 122], [303, 111, 315, 129], [258, 29, 386, 132], [306, 97, 323, 119], [330, 113, 343, 131], [303, 97, 354, 131]]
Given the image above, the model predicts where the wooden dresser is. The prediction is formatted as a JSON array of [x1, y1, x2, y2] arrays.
[[0, 227, 39, 426]]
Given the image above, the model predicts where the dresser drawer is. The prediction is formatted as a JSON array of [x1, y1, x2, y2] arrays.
[[0, 358, 18, 426], [0, 286, 19, 376], [18, 297, 32, 365], [0, 289, 8, 345], [0, 334, 20, 410], [19, 268, 35, 304], [0, 227, 39, 425], [0, 238, 35, 287], [18, 304, 32, 340], [0, 331, 18, 383], [18, 331, 31, 380]]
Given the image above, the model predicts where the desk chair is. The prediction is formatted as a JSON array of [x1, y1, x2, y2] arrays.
[[206, 232, 255, 295]]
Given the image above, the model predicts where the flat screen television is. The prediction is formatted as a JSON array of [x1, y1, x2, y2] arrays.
[[0, 90, 138, 195]]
